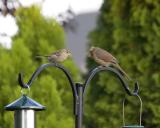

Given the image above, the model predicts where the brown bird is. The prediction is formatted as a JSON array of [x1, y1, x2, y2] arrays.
[[36, 49, 72, 63], [88, 46, 131, 80]]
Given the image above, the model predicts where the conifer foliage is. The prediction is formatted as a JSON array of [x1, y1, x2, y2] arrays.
[[86, 0, 160, 128], [0, 6, 79, 128]]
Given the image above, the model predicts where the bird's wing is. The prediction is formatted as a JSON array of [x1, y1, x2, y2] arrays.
[[51, 51, 62, 57], [95, 48, 118, 63]]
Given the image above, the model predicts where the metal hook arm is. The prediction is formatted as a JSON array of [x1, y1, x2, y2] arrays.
[[18, 63, 78, 114], [83, 66, 139, 97]]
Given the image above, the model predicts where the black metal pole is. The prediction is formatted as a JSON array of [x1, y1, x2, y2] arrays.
[[75, 83, 83, 128], [18, 64, 139, 128]]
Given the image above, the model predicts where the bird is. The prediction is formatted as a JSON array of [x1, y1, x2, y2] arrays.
[[88, 46, 131, 80], [36, 49, 72, 63]]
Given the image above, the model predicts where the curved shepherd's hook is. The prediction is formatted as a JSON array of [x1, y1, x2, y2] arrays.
[[83, 66, 139, 97], [18, 63, 78, 115]]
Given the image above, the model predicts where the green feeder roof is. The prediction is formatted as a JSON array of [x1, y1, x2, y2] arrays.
[[5, 95, 45, 111]]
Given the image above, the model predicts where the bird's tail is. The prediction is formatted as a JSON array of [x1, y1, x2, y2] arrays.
[[114, 63, 131, 81], [35, 55, 49, 58]]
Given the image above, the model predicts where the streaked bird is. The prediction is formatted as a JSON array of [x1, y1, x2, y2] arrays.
[[88, 46, 131, 80], [36, 49, 72, 63]]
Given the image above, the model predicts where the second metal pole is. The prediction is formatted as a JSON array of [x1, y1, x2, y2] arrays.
[[75, 83, 83, 128]]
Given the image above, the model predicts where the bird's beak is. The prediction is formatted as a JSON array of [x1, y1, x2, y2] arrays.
[[68, 52, 72, 57], [89, 46, 95, 52]]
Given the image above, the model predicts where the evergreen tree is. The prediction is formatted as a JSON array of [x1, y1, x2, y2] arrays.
[[85, 0, 160, 128], [0, 5, 79, 128]]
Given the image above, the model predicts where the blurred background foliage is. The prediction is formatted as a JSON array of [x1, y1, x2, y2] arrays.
[[0, 5, 79, 128], [0, 0, 160, 128], [85, 0, 160, 128]]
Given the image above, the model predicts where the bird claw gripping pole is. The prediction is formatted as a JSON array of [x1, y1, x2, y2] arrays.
[[18, 64, 139, 128]]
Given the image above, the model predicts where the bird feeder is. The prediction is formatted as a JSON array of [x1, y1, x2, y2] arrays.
[[122, 94, 144, 128], [5, 92, 45, 128], [8, 63, 141, 128]]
